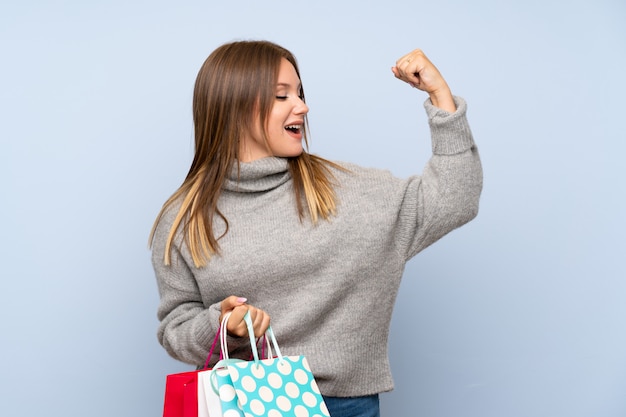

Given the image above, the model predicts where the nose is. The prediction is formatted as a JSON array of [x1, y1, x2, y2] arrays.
[[294, 97, 309, 115]]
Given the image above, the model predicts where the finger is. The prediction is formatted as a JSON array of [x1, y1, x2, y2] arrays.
[[241, 306, 269, 338], [251, 309, 271, 337], [247, 306, 262, 334], [394, 50, 447, 92], [220, 295, 248, 313], [400, 64, 422, 84], [394, 63, 421, 86], [226, 305, 250, 337], [396, 50, 423, 72], [403, 59, 427, 81], [219, 295, 248, 324], [395, 49, 418, 68]]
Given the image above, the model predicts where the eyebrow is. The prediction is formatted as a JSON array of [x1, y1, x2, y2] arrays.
[[276, 82, 302, 89]]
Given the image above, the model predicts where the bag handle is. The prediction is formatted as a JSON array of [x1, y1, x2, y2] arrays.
[[218, 311, 274, 362], [208, 311, 281, 394], [219, 313, 231, 361], [243, 311, 283, 364], [201, 320, 223, 370]]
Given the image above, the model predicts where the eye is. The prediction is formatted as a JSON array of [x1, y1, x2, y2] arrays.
[[275, 95, 288, 101]]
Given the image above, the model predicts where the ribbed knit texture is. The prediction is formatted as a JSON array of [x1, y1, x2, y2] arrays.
[[152, 96, 483, 397]]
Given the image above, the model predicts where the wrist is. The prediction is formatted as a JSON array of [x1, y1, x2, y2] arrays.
[[428, 86, 456, 113]]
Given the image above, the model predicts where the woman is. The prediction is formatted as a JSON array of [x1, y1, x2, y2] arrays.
[[151, 40, 482, 417]]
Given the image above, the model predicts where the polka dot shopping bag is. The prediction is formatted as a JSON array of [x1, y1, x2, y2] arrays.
[[209, 312, 330, 417]]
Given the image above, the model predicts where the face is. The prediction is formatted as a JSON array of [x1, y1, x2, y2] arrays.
[[239, 58, 309, 162]]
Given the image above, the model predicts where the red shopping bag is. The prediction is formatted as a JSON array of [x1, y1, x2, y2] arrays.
[[163, 370, 202, 417], [162, 328, 222, 417]]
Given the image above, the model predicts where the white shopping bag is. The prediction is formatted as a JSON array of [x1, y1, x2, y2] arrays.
[[198, 368, 224, 417]]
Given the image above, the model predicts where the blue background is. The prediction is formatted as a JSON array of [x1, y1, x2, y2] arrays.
[[1, 1, 625, 416]]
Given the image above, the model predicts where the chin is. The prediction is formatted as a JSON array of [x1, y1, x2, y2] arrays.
[[277, 148, 304, 158]]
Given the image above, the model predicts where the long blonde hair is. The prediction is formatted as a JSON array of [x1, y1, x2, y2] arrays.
[[150, 40, 341, 267]]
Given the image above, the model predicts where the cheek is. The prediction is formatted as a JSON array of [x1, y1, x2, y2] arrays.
[[268, 113, 286, 136]]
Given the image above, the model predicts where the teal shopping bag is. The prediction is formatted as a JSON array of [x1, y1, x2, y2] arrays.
[[211, 312, 330, 417]]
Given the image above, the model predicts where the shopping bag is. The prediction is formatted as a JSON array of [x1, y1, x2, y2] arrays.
[[163, 370, 201, 417], [198, 369, 224, 417], [162, 324, 223, 417], [202, 312, 249, 417], [198, 313, 271, 417], [211, 312, 330, 417], [210, 366, 244, 417]]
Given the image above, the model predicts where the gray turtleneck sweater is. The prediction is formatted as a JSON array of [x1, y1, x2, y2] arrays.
[[152, 97, 482, 397]]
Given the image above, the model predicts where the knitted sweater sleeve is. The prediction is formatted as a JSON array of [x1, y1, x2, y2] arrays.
[[397, 95, 482, 260], [151, 208, 249, 366]]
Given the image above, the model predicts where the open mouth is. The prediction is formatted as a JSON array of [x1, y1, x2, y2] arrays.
[[285, 124, 302, 134]]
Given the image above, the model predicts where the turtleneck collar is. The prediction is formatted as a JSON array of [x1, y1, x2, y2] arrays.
[[223, 157, 291, 193]]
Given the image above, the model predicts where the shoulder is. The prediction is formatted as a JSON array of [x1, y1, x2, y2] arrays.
[[323, 160, 410, 200], [328, 160, 398, 183]]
